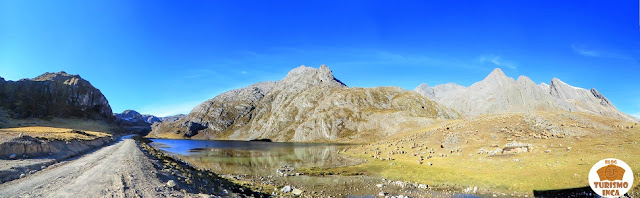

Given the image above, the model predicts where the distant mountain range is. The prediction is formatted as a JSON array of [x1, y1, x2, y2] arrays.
[[413, 68, 636, 121], [114, 110, 186, 134], [1, 67, 635, 142], [147, 65, 637, 142]]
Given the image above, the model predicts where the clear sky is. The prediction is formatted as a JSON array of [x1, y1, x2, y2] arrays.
[[1, 1, 639, 118]]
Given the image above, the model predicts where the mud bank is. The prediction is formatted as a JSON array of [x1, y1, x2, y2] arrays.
[[0, 135, 113, 159], [0, 135, 114, 183]]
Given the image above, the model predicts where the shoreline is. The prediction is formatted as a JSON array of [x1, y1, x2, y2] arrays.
[[134, 136, 271, 197], [140, 136, 503, 197]]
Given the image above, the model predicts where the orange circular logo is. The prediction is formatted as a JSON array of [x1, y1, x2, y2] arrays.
[[589, 158, 633, 197]]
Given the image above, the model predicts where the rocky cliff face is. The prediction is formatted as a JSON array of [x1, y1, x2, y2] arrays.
[[414, 68, 637, 121], [149, 65, 458, 142], [0, 71, 113, 120]]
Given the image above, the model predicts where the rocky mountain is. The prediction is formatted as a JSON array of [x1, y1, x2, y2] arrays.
[[149, 65, 458, 142], [414, 68, 637, 121], [115, 111, 183, 126], [142, 114, 162, 124], [158, 114, 186, 123], [115, 110, 149, 126], [0, 71, 113, 120]]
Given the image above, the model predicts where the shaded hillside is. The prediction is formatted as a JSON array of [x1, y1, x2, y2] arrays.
[[0, 71, 113, 120], [149, 65, 458, 142], [414, 68, 637, 121], [114, 110, 152, 134], [114, 110, 185, 134]]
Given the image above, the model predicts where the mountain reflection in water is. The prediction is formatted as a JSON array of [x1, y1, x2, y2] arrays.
[[148, 139, 360, 175]]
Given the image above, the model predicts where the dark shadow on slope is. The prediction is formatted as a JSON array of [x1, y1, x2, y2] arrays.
[[532, 186, 630, 198]]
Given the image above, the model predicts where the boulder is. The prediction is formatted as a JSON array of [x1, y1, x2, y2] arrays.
[[280, 186, 292, 193], [292, 188, 303, 195], [166, 180, 176, 188]]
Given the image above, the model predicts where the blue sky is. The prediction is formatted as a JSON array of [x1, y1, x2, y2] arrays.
[[1, 0, 639, 117]]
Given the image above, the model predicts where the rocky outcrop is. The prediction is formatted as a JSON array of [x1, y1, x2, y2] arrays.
[[413, 68, 637, 121], [0, 71, 113, 120], [149, 65, 458, 142]]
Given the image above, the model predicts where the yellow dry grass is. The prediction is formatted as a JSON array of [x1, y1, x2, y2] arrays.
[[331, 111, 640, 195], [0, 126, 111, 141], [0, 118, 118, 141]]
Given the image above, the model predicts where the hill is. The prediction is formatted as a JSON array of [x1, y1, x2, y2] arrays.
[[148, 65, 458, 142]]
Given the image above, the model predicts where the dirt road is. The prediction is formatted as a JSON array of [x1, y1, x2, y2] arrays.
[[0, 136, 189, 197]]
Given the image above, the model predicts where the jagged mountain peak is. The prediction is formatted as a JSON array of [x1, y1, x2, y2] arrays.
[[516, 75, 531, 82], [284, 65, 345, 85], [550, 78, 582, 89], [33, 71, 80, 81], [413, 83, 435, 99], [416, 83, 430, 89], [549, 78, 585, 100], [474, 68, 513, 88], [489, 68, 506, 77], [484, 68, 508, 81], [516, 75, 538, 88], [278, 65, 347, 93], [413, 70, 636, 121]]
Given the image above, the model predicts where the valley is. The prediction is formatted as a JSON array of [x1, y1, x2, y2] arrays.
[[0, 66, 638, 197]]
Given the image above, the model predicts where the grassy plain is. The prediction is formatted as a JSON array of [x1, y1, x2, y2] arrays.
[[326, 111, 640, 196]]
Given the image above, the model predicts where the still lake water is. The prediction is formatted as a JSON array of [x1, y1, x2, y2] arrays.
[[148, 139, 359, 176], [148, 139, 479, 197]]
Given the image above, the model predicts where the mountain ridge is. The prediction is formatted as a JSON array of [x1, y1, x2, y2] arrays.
[[149, 65, 458, 141], [413, 68, 637, 122]]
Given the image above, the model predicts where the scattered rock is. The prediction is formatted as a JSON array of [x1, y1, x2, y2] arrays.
[[376, 184, 385, 188], [166, 180, 176, 188], [292, 188, 303, 195], [379, 191, 387, 196], [281, 186, 292, 193], [393, 181, 406, 188]]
